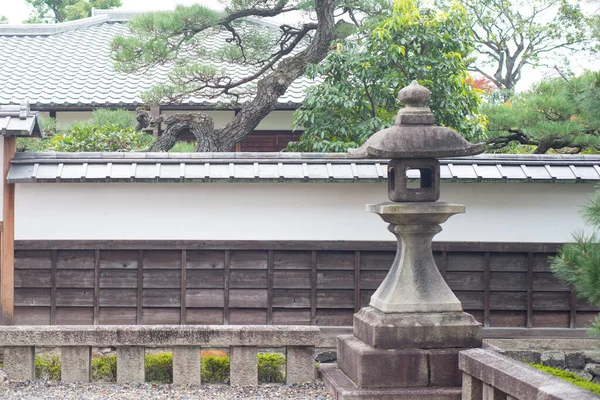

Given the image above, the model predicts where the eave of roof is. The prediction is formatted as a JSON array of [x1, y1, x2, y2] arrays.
[[8, 153, 600, 184]]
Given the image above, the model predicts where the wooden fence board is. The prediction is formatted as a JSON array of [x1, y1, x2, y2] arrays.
[[10, 241, 594, 330]]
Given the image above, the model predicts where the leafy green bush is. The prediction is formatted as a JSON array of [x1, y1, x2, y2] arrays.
[[91, 109, 136, 130], [529, 363, 600, 395], [169, 141, 196, 152], [35, 354, 61, 380], [258, 353, 285, 383], [201, 355, 230, 383], [46, 123, 154, 152], [92, 355, 117, 382], [145, 352, 173, 383]]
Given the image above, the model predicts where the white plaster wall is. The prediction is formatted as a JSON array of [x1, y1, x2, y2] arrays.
[[55, 111, 94, 128], [255, 110, 295, 130], [0, 137, 3, 218], [14, 182, 594, 242]]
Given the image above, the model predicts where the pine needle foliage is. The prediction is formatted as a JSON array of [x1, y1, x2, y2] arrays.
[[551, 189, 600, 335]]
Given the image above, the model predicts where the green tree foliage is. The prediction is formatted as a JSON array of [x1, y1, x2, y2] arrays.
[[460, 0, 596, 91], [0, 16, 8, 24], [24, 0, 121, 23], [551, 188, 600, 336], [485, 71, 600, 153], [111, 1, 389, 152], [288, 0, 485, 152]]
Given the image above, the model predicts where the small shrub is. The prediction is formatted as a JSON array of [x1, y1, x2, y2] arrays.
[[91, 109, 136, 130], [92, 355, 117, 382], [46, 123, 154, 152], [169, 141, 196, 152], [35, 354, 61, 380], [529, 363, 600, 395], [258, 353, 285, 383], [201, 355, 230, 383], [145, 352, 173, 383]]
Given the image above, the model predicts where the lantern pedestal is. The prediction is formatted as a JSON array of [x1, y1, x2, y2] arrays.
[[321, 202, 482, 399]]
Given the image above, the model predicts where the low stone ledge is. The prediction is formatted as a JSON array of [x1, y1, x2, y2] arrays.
[[0, 325, 321, 347], [460, 348, 599, 400]]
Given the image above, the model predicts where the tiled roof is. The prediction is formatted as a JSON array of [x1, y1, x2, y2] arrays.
[[0, 11, 315, 109], [0, 103, 43, 137], [8, 153, 600, 183]]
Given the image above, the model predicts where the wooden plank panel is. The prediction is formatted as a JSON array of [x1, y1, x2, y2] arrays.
[[489, 311, 527, 327], [360, 290, 374, 307], [446, 252, 485, 271], [317, 290, 354, 308], [186, 269, 224, 288], [56, 270, 95, 288], [317, 271, 354, 289], [273, 270, 311, 289], [99, 270, 137, 288], [455, 291, 485, 310], [533, 292, 570, 311], [468, 310, 484, 325], [489, 253, 528, 272], [56, 289, 94, 306], [142, 289, 181, 307], [98, 307, 137, 324], [186, 289, 225, 308], [55, 307, 94, 325], [489, 272, 527, 291], [143, 270, 181, 288], [15, 251, 52, 269], [229, 309, 267, 325], [143, 250, 181, 269], [489, 292, 527, 311], [317, 251, 354, 270], [56, 251, 95, 269], [51, 251, 57, 324], [15, 288, 51, 306], [181, 250, 187, 325], [100, 251, 138, 269], [186, 308, 224, 325], [1, 137, 16, 325], [576, 298, 600, 312], [268, 250, 273, 325], [576, 312, 598, 328], [186, 251, 225, 269], [230, 251, 268, 269], [273, 251, 311, 270], [99, 289, 137, 307], [272, 309, 311, 325], [142, 308, 180, 324], [360, 270, 387, 290], [532, 253, 554, 272], [272, 289, 311, 308], [316, 309, 353, 326], [230, 270, 268, 288], [360, 251, 395, 271], [14, 307, 50, 325], [229, 289, 268, 308], [532, 311, 570, 328], [446, 272, 484, 291], [311, 251, 316, 325], [14, 269, 51, 288], [532, 272, 570, 291], [94, 249, 100, 325]]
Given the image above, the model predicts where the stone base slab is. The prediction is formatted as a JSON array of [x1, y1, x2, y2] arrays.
[[354, 307, 482, 349], [320, 364, 461, 400], [337, 335, 464, 388], [337, 335, 428, 388]]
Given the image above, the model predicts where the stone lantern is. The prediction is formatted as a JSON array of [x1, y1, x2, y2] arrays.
[[321, 81, 485, 399]]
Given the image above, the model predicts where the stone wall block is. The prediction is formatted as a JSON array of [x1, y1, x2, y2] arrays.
[[585, 363, 600, 376], [230, 346, 258, 386], [566, 352, 586, 370], [173, 346, 201, 385], [3, 347, 34, 381], [61, 346, 91, 382], [429, 349, 462, 387], [585, 351, 600, 364], [286, 346, 315, 385], [541, 351, 565, 369], [117, 346, 145, 383], [501, 350, 541, 365]]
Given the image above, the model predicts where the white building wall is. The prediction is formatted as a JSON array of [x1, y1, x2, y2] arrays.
[[14, 182, 594, 242]]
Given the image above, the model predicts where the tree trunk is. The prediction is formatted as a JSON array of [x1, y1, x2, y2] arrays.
[[139, 112, 215, 152]]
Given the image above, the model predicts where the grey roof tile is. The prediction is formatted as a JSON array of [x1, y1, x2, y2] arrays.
[[0, 17, 315, 108]]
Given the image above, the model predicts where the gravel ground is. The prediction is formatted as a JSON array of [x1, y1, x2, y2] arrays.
[[4, 381, 333, 399]]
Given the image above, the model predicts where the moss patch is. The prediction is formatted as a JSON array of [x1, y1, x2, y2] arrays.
[[530, 363, 600, 395]]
